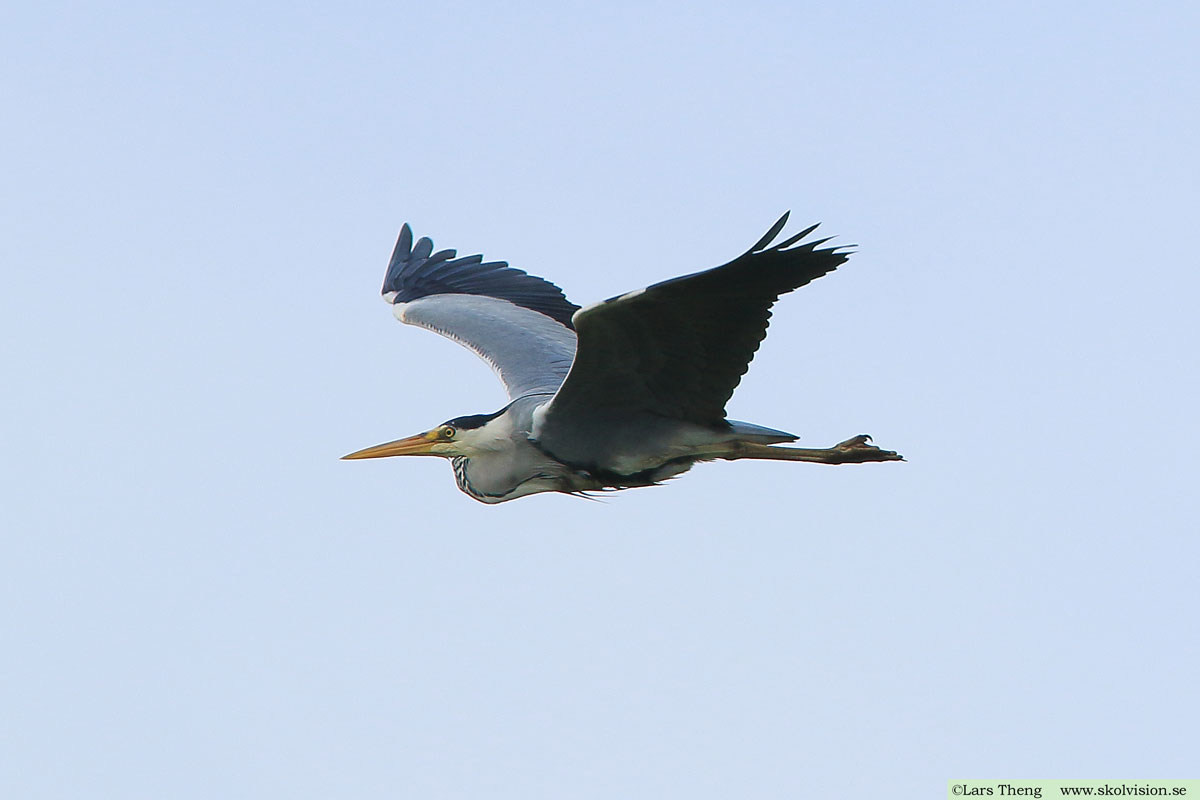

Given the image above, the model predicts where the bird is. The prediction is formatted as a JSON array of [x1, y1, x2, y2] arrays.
[[343, 213, 902, 503]]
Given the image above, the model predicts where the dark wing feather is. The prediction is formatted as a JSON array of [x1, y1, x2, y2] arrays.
[[540, 212, 850, 434], [383, 224, 580, 329]]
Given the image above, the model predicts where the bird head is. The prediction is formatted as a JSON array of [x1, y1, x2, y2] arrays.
[[342, 411, 506, 461]]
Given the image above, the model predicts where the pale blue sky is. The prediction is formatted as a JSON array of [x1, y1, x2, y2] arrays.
[[3, 2, 1198, 798]]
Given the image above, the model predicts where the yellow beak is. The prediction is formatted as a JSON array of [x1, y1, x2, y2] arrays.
[[341, 430, 441, 460]]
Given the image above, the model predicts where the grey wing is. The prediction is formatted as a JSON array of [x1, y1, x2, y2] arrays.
[[382, 225, 579, 400], [533, 213, 851, 465]]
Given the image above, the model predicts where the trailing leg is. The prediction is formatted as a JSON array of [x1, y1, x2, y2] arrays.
[[724, 434, 903, 465]]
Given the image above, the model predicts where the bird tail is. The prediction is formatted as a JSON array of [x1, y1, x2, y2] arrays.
[[724, 419, 797, 444]]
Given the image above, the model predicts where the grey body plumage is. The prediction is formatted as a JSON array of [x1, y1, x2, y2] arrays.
[[344, 214, 903, 503]]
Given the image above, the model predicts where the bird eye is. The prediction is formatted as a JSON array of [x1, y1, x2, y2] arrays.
[[440, 426, 456, 439]]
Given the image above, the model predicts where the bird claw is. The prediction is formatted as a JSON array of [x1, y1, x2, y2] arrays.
[[832, 434, 904, 463]]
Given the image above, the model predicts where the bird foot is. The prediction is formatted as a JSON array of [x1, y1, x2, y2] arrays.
[[828, 434, 904, 464]]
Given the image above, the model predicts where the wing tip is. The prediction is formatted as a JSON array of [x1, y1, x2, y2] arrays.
[[379, 222, 581, 329], [750, 211, 792, 252], [751, 215, 856, 263]]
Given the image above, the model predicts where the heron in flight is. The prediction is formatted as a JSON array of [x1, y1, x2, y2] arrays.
[[344, 213, 902, 503]]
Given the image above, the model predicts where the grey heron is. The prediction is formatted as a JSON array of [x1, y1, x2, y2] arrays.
[[343, 213, 902, 503]]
